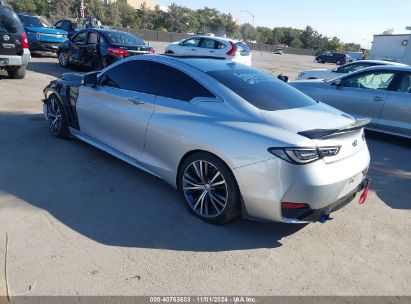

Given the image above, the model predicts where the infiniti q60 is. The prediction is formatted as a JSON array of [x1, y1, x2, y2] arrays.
[[42, 55, 370, 224]]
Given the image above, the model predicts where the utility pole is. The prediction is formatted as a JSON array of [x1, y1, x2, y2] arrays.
[[241, 10, 255, 27]]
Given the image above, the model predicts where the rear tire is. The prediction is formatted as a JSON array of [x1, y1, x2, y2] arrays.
[[178, 152, 241, 225], [336, 60, 342, 65], [45, 94, 70, 139], [7, 65, 26, 79]]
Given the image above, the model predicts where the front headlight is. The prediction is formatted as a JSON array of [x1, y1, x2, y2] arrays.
[[268, 146, 340, 165]]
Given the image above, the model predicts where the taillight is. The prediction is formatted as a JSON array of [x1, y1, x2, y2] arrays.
[[148, 49, 156, 54], [22, 32, 28, 49], [108, 47, 129, 57], [226, 41, 237, 56], [268, 146, 340, 165]]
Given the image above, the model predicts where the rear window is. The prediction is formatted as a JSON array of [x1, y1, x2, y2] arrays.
[[235, 42, 250, 54], [207, 68, 316, 111], [104, 31, 145, 45], [0, 7, 23, 34]]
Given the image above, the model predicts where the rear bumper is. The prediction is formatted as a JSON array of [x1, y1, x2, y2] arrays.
[[283, 178, 370, 223], [0, 49, 31, 67]]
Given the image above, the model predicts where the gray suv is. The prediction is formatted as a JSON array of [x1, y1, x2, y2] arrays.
[[0, 3, 31, 79]]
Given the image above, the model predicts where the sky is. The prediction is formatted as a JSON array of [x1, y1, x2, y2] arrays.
[[157, 0, 411, 48]]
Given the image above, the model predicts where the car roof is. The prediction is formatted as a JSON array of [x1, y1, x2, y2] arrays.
[[187, 35, 240, 43], [154, 55, 249, 72], [328, 65, 411, 81], [349, 60, 407, 66]]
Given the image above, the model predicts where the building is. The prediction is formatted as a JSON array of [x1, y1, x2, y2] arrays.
[[103, 0, 157, 10], [368, 31, 411, 65]]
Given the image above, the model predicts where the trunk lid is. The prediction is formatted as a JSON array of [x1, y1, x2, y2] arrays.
[[261, 103, 369, 163], [113, 44, 153, 56]]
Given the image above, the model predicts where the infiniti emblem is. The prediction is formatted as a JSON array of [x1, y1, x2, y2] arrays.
[[3, 35, 10, 41], [352, 140, 358, 147]]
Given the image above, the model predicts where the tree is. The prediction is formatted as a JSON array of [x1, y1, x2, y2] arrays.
[[240, 23, 258, 41], [256, 27, 273, 44], [328, 36, 344, 51]]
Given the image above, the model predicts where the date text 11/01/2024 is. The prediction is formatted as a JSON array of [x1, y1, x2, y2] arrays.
[[149, 296, 257, 303]]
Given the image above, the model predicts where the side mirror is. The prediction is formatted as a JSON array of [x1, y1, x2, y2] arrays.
[[83, 71, 99, 87], [331, 79, 342, 87], [277, 74, 289, 83]]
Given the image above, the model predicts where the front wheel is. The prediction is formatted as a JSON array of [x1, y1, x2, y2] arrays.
[[317, 58, 323, 63], [336, 60, 342, 65], [45, 94, 69, 139], [58, 51, 69, 67], [178, 152, 241, 224]]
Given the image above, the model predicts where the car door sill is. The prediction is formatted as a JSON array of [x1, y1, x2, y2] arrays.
[[366, 126, 411, 139], [69, 127, 162, 179]]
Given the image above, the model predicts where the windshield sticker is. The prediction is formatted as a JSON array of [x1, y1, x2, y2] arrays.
[[233, 72, 274, 85]]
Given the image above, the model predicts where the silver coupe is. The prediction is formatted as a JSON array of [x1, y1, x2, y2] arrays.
[[43, 55, 370, 224]]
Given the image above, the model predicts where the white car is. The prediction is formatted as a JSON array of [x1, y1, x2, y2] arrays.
[[165, 35, 252, 66], [295, 60, 407, 81]]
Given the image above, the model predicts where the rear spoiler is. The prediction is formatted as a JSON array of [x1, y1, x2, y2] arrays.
[[298, 118, 371, 139]]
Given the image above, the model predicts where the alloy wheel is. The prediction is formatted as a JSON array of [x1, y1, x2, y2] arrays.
[[58, 52, 67, 66], [46, 97, 62, 135], [182, 160, 228, 218]]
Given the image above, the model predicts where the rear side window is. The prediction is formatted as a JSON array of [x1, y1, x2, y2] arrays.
[[235, 42, 250, 54], [153, 63, 215, 101], [0, 8, 23, 34], [101, 60, 214, 101], [207, 68, 316, 111], [396, 74, 411, 93]]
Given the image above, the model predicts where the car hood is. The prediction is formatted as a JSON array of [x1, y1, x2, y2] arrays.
[[25, 26, 67, 35], [290, 79, 330, 87], [261, 102, 355, 134]]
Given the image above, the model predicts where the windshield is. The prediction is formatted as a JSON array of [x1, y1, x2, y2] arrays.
[[207, 68, 317, 111], [0, 7, 24, 33], [104, 31, 145, 45], [18, 15, 50, 28]]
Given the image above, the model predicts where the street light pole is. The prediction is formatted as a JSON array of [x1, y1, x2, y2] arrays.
[[241, 10, 255, 27]]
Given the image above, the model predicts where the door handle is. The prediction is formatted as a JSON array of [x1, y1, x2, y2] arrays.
[[128, 97, 145, 105], [209, 50, 215, 53], [191, 48, 197, 51], [372, 96, 384, 102]]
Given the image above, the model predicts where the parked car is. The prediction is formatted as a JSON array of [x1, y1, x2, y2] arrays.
[[296, 60, 408, 80], [0, 4, 31, 78], [42, 55, 370, 224], [57, 28, 155, 70], [17, 13, 67, 53], [347, 51, 364, 61], [290, 66, 411, 138], [53, 19, 79, 38], [165, 36, 252, 66], [315, 52, 351, 65], [273, 48, 283, 55]]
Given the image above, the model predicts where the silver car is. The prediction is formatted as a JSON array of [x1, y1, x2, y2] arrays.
[[291, 65, 411, 139], [42, 55, 370, 224]]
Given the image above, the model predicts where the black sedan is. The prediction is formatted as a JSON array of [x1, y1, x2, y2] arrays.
[[57, 28, 156, 70]]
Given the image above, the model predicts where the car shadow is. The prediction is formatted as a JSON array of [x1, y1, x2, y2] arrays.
[[0, 112, 305, 252], [365, 130, 411, 210], [27, 59, 75, 78]]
